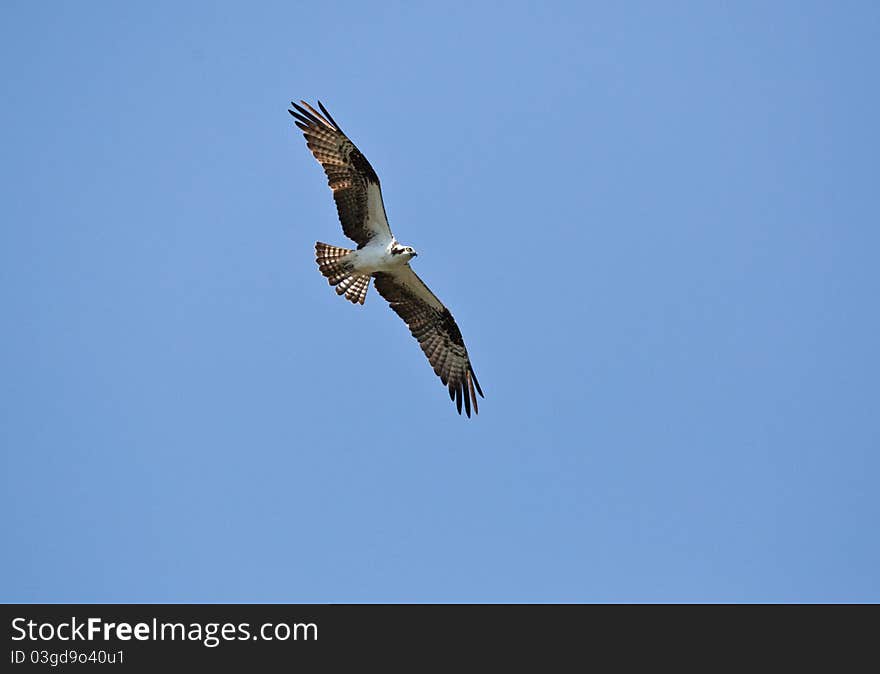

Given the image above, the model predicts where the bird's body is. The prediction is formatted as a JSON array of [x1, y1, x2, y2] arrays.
[[289, 100, 484, 417], [347, 239, 416, 276]]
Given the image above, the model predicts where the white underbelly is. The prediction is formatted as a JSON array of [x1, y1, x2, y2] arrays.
[[351, 244, 398, 275]]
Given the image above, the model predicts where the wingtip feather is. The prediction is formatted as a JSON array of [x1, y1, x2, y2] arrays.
[[317, 100, 343, 132], [467, 371, 479, 416], [470, 368, 484, 398], [298, 100, 334, 129]]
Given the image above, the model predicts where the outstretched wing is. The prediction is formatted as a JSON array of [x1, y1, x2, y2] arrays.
[[373, 266, 484, 417], [289, 100, 393, 248]]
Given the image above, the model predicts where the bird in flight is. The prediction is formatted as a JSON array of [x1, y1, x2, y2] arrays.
[[288, 100, 484, 417]]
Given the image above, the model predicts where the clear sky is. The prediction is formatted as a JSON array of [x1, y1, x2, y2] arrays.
[[2, 1, 878, 602]]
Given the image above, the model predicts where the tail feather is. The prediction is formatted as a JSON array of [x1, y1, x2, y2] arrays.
[[337, 274, 371, 304], [315, 242, 370, 305]]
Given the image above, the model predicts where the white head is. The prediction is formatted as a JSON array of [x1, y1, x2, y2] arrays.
[[390, 243, 418, 261]]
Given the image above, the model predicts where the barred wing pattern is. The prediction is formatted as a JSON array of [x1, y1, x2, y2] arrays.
[[373, 267, 484, 417], [289, 101, 393, 248]]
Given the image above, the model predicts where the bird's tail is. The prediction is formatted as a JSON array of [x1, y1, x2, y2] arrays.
[[315, 242, 371, 305]]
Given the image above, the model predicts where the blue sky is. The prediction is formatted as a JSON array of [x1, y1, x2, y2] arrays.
[[2, 1, 878, 602]]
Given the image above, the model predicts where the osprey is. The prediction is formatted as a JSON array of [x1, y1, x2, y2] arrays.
[[289, 100, 484, 417]]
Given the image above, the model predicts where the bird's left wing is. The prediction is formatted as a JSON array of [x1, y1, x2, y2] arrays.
[[289, 100, 393, 249], [373, 266, 484, 417]]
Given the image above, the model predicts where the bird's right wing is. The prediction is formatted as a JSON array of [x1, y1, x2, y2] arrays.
[[289, 100, 393, 248]]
